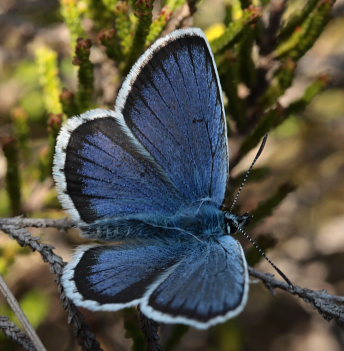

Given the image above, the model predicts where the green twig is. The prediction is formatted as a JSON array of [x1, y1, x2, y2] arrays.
[[84, 0, 112, 30], [165, 325, 189, 351], [251, 182, 296, 225], [35, 47, 63, 115], [245, 233, 277, 266], [60, 0, 86, 51], [279, 0, 320, 39], [48, 113, 63, 174], [210, 6, 261, 54], [114, 1, 133, 56], [11, 107, 30, 157], [146, 6, 173, 46], [238, 28, 256, 89], [258, 58, 296, 111], [221, 51, 247, 131], [60, 88, 79, 117], [73, 38, 94, 111], [98, 28, 124, 62], [275, 0, 335, 60], [122, 309, 147, 351], [124, 0, 154, 74], [228, 167, 271, 192]]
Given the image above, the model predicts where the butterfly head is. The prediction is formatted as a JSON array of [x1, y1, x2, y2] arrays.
[[224, 212, 252, 235]]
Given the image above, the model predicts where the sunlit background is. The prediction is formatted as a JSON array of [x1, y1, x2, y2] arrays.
[[1, 0, 344, 350]]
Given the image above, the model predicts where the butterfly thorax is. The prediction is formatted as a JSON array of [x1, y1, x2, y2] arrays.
[[161, 202, 226, 240]]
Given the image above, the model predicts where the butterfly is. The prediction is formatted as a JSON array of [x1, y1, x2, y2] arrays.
[[53, 28, 251, 329]]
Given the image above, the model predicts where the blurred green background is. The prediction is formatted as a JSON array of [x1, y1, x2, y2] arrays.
[[1, 0, 344, 350]]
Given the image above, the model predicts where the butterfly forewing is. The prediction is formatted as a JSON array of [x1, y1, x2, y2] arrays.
[[53, 110, 185, 223], [119, 29, 228, 206], [53, 29, 228, 224]]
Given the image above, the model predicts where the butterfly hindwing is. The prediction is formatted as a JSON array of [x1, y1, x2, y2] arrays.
[[140, 235, 249, 329], [62, 238, 186, 310], [62, 234, 248, 328], [117, 28, 228, 206]]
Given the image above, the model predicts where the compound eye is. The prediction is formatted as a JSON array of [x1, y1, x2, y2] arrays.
[[227, 220, 237, 234]]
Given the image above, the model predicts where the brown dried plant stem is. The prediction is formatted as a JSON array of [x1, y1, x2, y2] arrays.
[[0, 316, 36, 351], [138, 308, 162, 351], [0, 274, 47, 351]]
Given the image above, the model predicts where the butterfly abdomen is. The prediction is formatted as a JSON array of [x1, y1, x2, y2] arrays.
[[81, 203, 226, 242]]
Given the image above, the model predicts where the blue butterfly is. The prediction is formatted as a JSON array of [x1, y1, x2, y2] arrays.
[[53, 28, 251, 329]]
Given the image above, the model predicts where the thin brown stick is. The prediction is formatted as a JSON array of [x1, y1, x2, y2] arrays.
[[249, 267, 344, 325], [0, 216, 75, 229], [0, 275, 47, 351], [0, 315, 36, 351]]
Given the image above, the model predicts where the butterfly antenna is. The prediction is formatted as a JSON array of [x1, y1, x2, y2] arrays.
[[229, 134, 268, 213], [236, 225, 293, 287]]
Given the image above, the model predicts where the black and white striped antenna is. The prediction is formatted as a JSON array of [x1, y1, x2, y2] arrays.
[[236, 225, 293, 286], [229, 134, 268, 213], [226, 134, 293, 286]]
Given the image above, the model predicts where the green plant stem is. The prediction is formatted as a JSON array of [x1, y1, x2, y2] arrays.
[[60, 89, 79, 117], [124, 0, 154, 74], [73, 38, 94, 111], [210, 6, 261, 54], [146, 6, 173, 46], [98, 28, 124, 62]]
